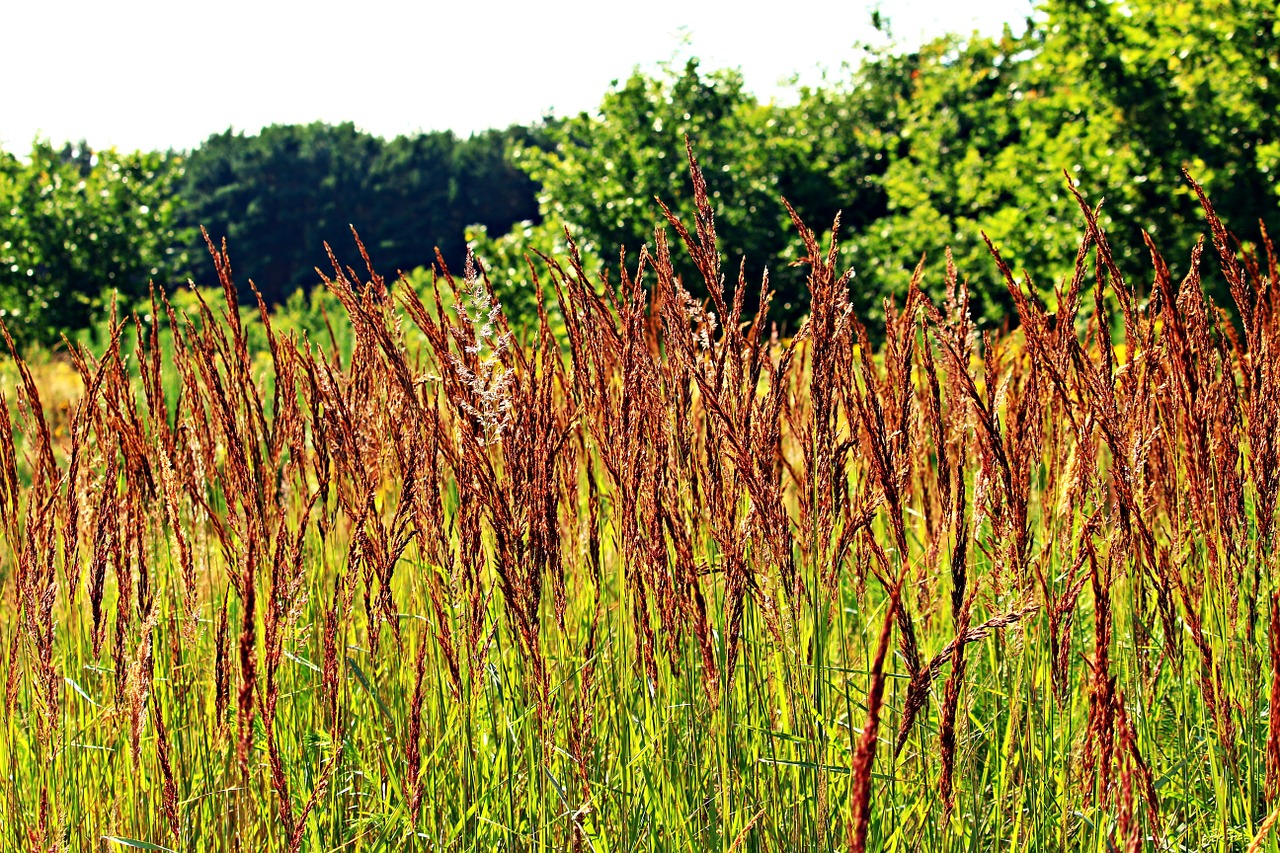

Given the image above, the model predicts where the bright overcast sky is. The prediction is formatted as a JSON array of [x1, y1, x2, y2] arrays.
[[4, 0, 1035, 155]]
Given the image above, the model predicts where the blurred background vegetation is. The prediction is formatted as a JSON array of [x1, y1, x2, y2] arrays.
[[2, 0, 1277, 347]]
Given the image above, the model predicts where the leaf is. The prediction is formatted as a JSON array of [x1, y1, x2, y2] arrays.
[[346, 656, 393, 724], [757, 757, 851, 774], [64, 676, 98, 707], [284, 649, 321, 673], [103, 837, 177, 852]]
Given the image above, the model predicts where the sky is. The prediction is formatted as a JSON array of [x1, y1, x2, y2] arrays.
[[4, 0, 1035, 155]]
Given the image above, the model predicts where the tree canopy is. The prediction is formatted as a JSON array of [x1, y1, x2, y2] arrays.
[[490, 0, 1278, 329], [177, 122, 548, 306], [0, 141, 185, 346], [849, 0, 1280, 324], [493, 56, 907, 327]]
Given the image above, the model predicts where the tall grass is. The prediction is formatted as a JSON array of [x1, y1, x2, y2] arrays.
[[2, 147, 1279, 851]]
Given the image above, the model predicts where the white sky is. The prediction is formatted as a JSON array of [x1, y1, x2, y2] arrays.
[[4, 0, 1034, 155]]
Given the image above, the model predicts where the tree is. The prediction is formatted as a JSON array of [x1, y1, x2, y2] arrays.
[[453, 127, 548, 251], [1038, 0, 1280, 282], [846, 29, 1071, 325], [178, 122, 547, 306], [844, 0, 1280, 324], [178, 122, 384, 304], [783, 43, 922, 322], [0, 140, 186, 346], [485, 52, 926, 328], [512, 58, 825, 325]]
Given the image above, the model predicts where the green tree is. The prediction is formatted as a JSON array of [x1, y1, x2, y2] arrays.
[[1038, 0, 1280, 278], [453, 126, 548, 254], [846, 0, 1280, 323], [178, 122, 547, 305], [367, 129, 465, 277], [487, 53, 922, 327], [783, 44, 922, 322], [0, 140, 186, 346], [178, 122, 385, 303], [513, 58, 825, 324], [848, 30, 1070, 325]]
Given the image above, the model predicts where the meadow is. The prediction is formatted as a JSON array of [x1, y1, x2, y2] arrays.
[[2, 150, 1279, 851]]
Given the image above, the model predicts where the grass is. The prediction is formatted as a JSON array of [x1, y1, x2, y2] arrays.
[[2, 147, 1280, 851]]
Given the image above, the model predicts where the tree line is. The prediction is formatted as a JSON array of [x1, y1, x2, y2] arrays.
[[0, 125, 547, 345], [3, 0, 1277, 346]]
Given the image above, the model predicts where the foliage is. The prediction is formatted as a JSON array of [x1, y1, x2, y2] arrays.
[[177, 122, 547, 305], [461, 219, 580, 338], [0, 140, 186, 347], [7, 0, 1280, 350], [515, 57, 861, 327], [489, 0, 1278, 332], [847, 0, 1280, 323]]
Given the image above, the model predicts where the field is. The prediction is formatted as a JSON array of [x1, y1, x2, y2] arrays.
[[2, 153, 1280, 851]]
